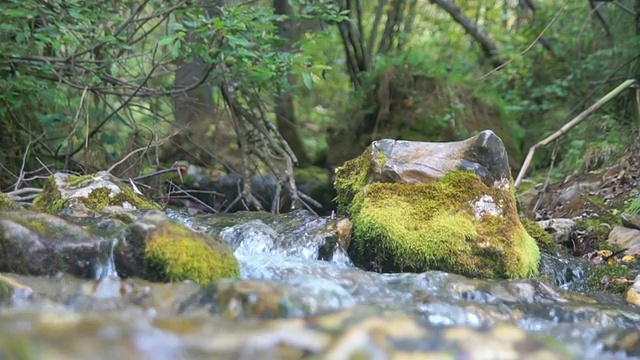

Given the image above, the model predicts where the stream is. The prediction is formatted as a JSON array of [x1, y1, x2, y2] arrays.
[[0, 208, 639, 359]]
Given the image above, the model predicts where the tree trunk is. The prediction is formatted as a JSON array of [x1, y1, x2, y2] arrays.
[[273, 0, 310, 167], [429, 0, 504, 68], [167, 1, 239, 170]]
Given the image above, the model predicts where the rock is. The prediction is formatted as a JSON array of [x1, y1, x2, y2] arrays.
[[0, 210, 112, 278], [32, 171, 159, 214], [364, 129, 511, 188], [537, 218, 576, 243], [600, 329, 640, 358], [334, 130, 539, 279], [0, 274, 32, 302], [556, 180, 602, 204], [625, 274, 640, 306], [115, 210, 240, 285], [0, 192, 20, 210], [621, 213, 640, 231], [179, 279, 311, 319], [607, 226, 640, 251]]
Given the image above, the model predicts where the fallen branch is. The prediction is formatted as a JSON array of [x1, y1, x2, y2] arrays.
[[514, 79, 636, 189]]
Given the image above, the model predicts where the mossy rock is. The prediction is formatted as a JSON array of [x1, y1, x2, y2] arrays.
[[32, 172, 159, 214], [116, 211, 240, 285], [522, 218, 557, 254], [0, 193, 20, 211], [335, 151, 540, 279]]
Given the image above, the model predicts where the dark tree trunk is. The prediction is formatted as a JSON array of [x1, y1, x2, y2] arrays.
[[273, 0, 311, 167], [167, 1, 239, 170]]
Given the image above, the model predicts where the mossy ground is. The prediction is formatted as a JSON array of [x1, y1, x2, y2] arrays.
[[32, 174, 159, 213], [336, 155, 540, 278], [584, 264, 635, 294], [143, 222, 240, 285]]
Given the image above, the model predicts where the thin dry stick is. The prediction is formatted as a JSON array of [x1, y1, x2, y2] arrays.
[[514, 79, 636, 188], [479, 1, 568, 80]]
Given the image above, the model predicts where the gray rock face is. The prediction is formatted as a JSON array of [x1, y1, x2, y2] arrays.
[[370, 130, 510, 188], [607, 226, 640, 252], [0, 210, 110, 278], [538, 218, 576, 243]]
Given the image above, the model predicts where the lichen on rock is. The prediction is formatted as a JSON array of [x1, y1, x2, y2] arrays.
[[32, 171, 159, 214], [115, 211, 240, 285], [335, 132, 540, 279]]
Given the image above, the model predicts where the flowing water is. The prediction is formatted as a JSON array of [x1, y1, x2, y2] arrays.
[[0, 208, 638, 359]]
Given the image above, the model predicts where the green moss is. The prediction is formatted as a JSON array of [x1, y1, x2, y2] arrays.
[[334, 149, 373, 211], [2, 212, 46, 234], [346, 170, 540, 278], [375, 150, 387, 168], [83, 187, 158, 212], [584, 264, 635, 294], [32, 176, 66, 213], [32, 173, 159, 213], [144, 223, 240, 285], [521, 218, 556, 253], [67, 174, 96, 187], [0, 193, 20, 210], [574, 217, 615, 243]]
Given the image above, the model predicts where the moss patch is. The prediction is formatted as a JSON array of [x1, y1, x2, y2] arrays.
[[584, 264, 635, 294], [521, 218, 556, 254], [334, 150, 373, 212], [341, 168, 540, 278], [0, 193, 20, 211], [31, 176, 66, 213], [32, 173, 159, 213], [141, 222, 240, 285]]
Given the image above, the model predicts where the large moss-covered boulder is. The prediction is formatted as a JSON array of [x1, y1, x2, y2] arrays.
[[335, 130, 540, 279], [32, 171, 159, 214], [115, 211, 240, 285]]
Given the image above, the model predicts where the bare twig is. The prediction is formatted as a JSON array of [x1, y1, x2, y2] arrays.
[[515, 79, 636, 188], [479, 1, 568, 80]]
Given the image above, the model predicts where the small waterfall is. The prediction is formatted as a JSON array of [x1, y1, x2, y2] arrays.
[[94, 236, 119, 279]]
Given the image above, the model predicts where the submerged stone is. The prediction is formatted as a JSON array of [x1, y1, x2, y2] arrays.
[[335, 130, 540, 278]]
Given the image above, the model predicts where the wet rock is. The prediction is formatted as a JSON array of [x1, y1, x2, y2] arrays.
[[115, 210, 239, 285], [0, 274, 32, 303], [179, 278, 354, 319], [181, 209, 352, 266], [32, 171, 159, 214], [621, 213, 640, 231], [607, 226, 640, 251], [600, 329, 640, 357], [0, 210, 112, 278], [538, 218, 576, 243], [335, 131, 539, 278]]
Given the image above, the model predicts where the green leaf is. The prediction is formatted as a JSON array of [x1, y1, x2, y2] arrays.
[[302, 72, 313, 89]]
